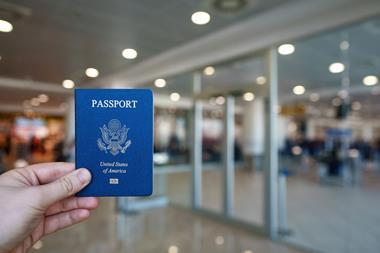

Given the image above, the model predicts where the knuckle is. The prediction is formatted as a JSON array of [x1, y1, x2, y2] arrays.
[[60, 177, 75, 194]]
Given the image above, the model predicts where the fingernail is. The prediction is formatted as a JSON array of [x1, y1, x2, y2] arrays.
[[77, 169, 91, 184]]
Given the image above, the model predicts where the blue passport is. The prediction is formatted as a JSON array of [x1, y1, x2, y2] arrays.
[[75, 89, 153, 196]]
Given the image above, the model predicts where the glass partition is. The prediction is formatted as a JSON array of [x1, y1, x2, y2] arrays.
[[277, 16, 380, 253]]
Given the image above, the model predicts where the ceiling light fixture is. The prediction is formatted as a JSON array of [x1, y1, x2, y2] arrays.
[[191, 11, 211, 25], [243, 92, 255, 101], [38, 94, 49, 103], [309, 93, 320, 102], [340, 40, 349, 50], [278, 44, 295, 55], [203, 66, 215, 76], [256, 76, 266, 85], [62, 79, 75, 89], [215, 236, 224, 245], [30, 98, 40, 107], [168, 246, 178, 253], [154, 78, 166, 88], [293, 85, 305, 95], [363, 75, 378, 86], [85, 68, 99, 78], [0, 19, 13, 33], [170, 92, 181, 102], [338, 89, 348, 99], [122, 48, 138, 59], [215, 96, 225, 105], [329, 62, 345, 73]]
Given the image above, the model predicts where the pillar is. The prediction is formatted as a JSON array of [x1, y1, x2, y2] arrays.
[[264, 47, 279, 239], [242, 98, 265, 170], [223, 96, 235, 217], [191, 72, 203, 209]]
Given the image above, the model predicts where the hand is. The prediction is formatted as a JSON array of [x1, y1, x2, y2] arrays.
[[0, 163, 98, 253]]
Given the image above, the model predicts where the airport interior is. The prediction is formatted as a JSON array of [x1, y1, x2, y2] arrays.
[[0, 0, 380, 253]]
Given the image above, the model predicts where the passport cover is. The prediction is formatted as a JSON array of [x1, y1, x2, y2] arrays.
[[75, 88, 153, 196]]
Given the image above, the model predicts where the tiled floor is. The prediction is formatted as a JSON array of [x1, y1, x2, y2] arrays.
[[31, 199, 305, 253]]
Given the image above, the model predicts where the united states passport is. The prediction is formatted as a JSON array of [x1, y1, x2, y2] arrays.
[[75, 89, 153, 196]]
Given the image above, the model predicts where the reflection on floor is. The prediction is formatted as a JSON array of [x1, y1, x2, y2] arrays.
[[31, 199, 304, 253], [165, 166, 380, 253]]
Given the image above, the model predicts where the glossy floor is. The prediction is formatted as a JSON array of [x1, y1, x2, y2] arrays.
[[31, 200, 304, 253], [164, 163, 380, 253]]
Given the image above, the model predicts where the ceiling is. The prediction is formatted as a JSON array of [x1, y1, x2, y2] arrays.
[[0, 0, 290, 84], [0, 0, 379, 118], [145, 16, 380, 118]]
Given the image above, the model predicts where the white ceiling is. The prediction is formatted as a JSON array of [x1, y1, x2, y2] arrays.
[[0, 0, 289, 84], [0, 0, 379, 117], [145, 16, 380, 118], [147, 16, 380, 95]]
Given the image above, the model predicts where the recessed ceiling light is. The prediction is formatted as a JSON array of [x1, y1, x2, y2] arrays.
[[363, 75, 378, 86], [154, 78, 166, 88], [38, 94, 49, 103], [278, 44, 295, 55], [62, 79, 75, 89], [0, 19, 13, 33], [338, 89, 348, 99], [329, 62, 345, 73], [215, 236, 224, 245], [170, 92, 181, 102], [122, 48, 138, 59], [242, 250, 253, 253], [309, 93, 320, 102], [203, 66, 215, 76], [191, 11, 211, 25], [215, 96, 225, 105], [256, 76, 266, 85], [340, 40, 349, 50], [85, 68, 99, 78], [30, 97, 40, 107], [168, 245, 178, 253], [243, 92, 255, 101], [293, 85, 305, 95]]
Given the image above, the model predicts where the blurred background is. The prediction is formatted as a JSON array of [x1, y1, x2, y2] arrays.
[[0, 0, 380, 253]]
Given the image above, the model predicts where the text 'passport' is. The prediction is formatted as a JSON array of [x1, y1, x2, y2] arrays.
[[75, 89, 153, 196]]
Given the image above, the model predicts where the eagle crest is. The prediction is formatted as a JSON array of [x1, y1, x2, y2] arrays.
[[97, 119, 131, 156]]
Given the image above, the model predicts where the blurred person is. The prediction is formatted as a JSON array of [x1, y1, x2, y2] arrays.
[[0, 162, 98, 253]]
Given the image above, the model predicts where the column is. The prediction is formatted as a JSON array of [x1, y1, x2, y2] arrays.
[[242, 98, 265, 170], [264, 48, 279, 239], [223, 96, 235, 217], [191, 72, 203, 209]]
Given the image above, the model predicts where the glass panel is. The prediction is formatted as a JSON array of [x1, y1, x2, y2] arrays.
[[197, 55, 267, 224], [278, 17, 380, 253], [142, 74, 194, 208], [201, 99, 223, 212]]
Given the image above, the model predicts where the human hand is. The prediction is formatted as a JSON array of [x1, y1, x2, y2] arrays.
[[0, 162, 98, 253]]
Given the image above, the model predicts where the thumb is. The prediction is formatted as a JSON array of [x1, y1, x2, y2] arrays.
[[37, 168, 92, 208]]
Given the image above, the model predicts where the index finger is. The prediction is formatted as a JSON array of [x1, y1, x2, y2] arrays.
[[27, 162, 75, 184]]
